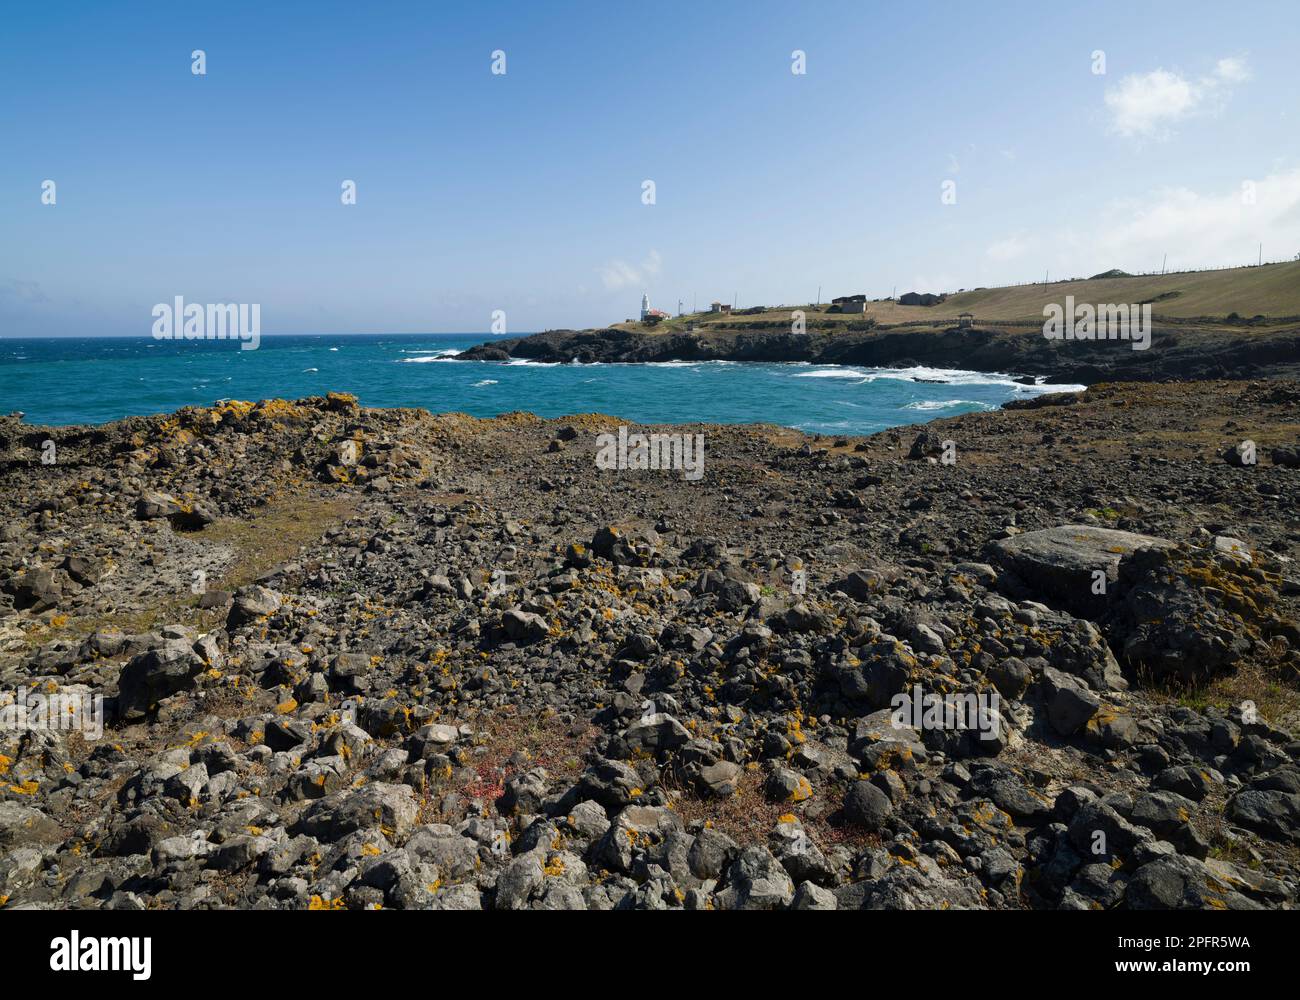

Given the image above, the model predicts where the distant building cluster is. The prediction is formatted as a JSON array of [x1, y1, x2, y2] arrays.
[[635, 290, 975, 327]]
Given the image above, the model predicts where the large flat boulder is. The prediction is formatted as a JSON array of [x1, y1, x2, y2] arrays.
[[989, 525, 1174, 616]]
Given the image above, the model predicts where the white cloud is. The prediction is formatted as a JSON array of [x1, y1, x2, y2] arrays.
[[1215, 56, 1250, 83], [597, 249, 662, 290], [1103, 56, 1248, 138], [1091, 168, 1300, 269], [1104, 69, 1200, 137], [597, 259, 641, 290], [978, 170, 1300, 287]]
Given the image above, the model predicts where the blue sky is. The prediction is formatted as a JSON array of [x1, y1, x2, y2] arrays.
[[2, 0, 1297, 336]]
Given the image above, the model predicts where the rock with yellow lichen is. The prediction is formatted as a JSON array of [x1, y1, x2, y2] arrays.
[[2, 382, 1299, 911], [1103, 545, 1282, 682]]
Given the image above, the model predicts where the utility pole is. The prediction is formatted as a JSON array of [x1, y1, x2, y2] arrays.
[[816, 285, 821, 306], [1161, 254, 1167, 275], [1259, 243, 1263, 266]]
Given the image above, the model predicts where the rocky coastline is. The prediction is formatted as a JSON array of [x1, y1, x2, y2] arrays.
[[456, 321, 1300, 384], [1, 379, 1298, 910]]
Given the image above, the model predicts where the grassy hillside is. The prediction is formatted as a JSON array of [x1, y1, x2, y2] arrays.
[[942, 260, 1300, 321], [615, 260, 1300, 332]]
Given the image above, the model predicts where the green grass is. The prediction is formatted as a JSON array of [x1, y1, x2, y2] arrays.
[[20, 493, 357, 651], [201, 494, 357, 590]]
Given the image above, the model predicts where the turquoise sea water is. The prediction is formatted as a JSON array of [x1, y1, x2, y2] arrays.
[[0, 334, 1082, 433]]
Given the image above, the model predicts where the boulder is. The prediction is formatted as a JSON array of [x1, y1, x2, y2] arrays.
[[294, 783, 420, 842], [842, 780, 893, 831], [623, 713, 689, 755], [715, 846, 795, 910], [116, 639, 208, 719], [0, 801, 62, 849], [1038, 667, 1101, 736], [501, 609, 550, 644], [1102, 547, 1274, 682], [989, 525, 1174, 617], [135, 491, 184, 520], [226, 585, 283, 627]]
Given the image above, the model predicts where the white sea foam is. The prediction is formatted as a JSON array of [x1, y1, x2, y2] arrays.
[[792, 368, 870, 379], [472, 379, 498, 387], [903, 399, 993, 411], [571, 359, 737, 369], [646, 359, 737, 367], [794, 364, 1083, 393], [397, 349, 462, 364]]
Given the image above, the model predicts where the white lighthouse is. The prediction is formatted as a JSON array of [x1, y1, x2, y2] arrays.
[[640, 293, 650, 321]]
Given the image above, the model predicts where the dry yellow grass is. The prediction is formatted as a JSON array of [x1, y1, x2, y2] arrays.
[[202, 494, 357, 590], [617, 260, 1300, 332]]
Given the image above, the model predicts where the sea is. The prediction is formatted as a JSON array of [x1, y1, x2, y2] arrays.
[[0, 334, 1083, 434]]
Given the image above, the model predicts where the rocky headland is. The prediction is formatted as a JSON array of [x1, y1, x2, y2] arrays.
[[456, 320, 1300, 384], [1, 380, 1298, 910]]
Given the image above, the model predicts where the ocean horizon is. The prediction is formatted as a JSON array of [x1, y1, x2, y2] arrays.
[[0, 333, 1082, 432]]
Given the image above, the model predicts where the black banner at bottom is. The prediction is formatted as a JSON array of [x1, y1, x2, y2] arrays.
[[0, 909, 1278, 985]]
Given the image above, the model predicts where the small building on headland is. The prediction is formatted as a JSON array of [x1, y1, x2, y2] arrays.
[[640, 293, 670, 323], [957, 312, 974, 328], [710, 301, 732, 314], [898, 291, 946, 307], [831, 294, 867, 314]]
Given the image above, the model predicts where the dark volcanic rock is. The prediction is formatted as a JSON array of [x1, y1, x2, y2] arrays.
[[0, 380, 1296, 912], [116, 640, 208, 719], [989, 525, 1174, 617]]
